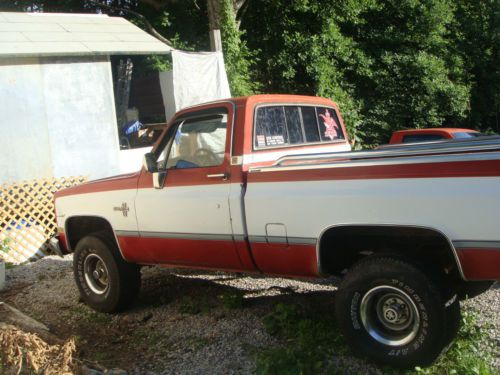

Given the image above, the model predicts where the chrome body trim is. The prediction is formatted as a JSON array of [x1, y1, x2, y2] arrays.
[[315, 224, 466, 280], [207, 173, 228, 180], [280, 135, 500, 163], [247, 136, 500, 173], [267, 236, 288, 244], [248, 235, 267, 243], [115, 230, 249, 243], [139, 232, 234, 241], [250, 151, 500, 174], [115, 230, 140, 237], [116, 231, 316, 245], [233, 234, 246, 242], [289, 237, 317, 245], [248, 235, 317, 245], [452, 240, 500, 249]]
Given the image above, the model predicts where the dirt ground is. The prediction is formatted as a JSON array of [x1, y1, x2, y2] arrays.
[[0, 255, 498, 374]]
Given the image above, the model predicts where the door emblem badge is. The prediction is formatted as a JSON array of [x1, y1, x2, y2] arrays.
[[113, 202, 130, 217]]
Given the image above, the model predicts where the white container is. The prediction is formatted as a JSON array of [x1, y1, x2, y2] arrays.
[[0, 261, 5, 291]]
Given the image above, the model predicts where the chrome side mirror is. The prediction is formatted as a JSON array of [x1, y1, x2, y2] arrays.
[[143, 152, 157, 173], [153, 171, 166, 189]]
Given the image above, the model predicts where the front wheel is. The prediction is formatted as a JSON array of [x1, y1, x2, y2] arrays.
[[74, 234, 141, 312], [335, 256, 459, 368]]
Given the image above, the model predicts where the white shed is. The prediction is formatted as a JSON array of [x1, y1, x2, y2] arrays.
[[0, 12, 171, 184]]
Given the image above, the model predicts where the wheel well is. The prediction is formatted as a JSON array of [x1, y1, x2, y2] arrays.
[[319, 225, 462, 280], [65, 216, 116, 252]]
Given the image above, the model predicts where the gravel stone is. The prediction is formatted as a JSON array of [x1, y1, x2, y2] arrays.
[[1, 255, 498, 374]]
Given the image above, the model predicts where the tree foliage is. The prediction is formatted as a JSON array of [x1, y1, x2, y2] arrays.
[[242, 0, 478, 145], [219, 0, 257, 96], [1, 0, 498, 145]]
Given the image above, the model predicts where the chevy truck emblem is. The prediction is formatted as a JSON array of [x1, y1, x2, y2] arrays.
[[113, 202, 129, 217]]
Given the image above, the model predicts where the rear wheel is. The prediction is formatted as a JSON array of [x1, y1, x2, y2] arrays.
[[335, 256, 460, 368], [74, 234, 141, 312]]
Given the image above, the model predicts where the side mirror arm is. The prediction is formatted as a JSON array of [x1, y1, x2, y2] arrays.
[[143, 153, 167, 189], [143, 152, 158, 173], [153, 171, 167, 189]]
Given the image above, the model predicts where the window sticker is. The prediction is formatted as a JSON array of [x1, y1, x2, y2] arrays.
[[256, 135, 266, 147], [266, 135, 285, 146], [319, 109, 340, 140]]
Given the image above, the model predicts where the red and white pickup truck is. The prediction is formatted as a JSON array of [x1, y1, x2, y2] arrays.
[[52, 95, 500, 368]]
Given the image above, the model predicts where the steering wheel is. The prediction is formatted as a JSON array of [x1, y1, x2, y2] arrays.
[[193, 148, 219, 166]]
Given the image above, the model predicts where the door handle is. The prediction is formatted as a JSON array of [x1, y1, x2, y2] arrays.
[[207, 173, 228, 180]]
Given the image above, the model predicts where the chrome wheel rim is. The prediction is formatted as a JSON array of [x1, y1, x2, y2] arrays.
[[360, 285, 420, 346], [83, 253, 109, 295]]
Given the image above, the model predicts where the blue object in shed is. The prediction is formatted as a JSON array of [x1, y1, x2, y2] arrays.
[[122, 120, 143, 136]]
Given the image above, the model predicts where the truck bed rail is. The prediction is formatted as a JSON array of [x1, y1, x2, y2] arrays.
[[251, 136, 500, 172]]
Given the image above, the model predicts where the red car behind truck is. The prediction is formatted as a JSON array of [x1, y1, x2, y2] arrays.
[[51, 95, 500, 368], [389, 128, 482, 144]]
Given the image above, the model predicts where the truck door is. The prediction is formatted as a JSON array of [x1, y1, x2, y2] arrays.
[[134, 104, 242, 270]]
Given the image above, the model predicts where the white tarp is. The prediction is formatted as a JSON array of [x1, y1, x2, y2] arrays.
[[159, 50, 231, 121]]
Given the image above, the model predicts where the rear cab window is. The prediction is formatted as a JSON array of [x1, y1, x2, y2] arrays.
[[254, 105, 345, 150], [402, 134, 446, 143], [452, 132, 482, 139]]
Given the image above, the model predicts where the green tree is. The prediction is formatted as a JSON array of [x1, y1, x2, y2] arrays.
[[219, 0, 257, 95], [242, 0, 472, 146], [240, 1, 370, 144], [3, 0, 497, 144], [451, 0, 500, 133], [354, 0, 470, 144]]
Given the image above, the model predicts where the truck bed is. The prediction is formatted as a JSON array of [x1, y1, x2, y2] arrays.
[[256, 136, 500, 170]]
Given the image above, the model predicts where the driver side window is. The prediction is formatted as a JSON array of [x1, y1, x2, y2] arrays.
[[160, 114, 228, 170]]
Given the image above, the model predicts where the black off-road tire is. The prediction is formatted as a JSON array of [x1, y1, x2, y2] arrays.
[[335, 256, 460, 368], [439, 279, 461, 351], [73, 233, 141, 313]]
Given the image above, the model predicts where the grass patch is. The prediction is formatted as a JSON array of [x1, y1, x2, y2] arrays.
[[150, 293, 170, 307], [256, 303, 348, 374], [132, 328, 165, 347], [178, 295, 212, 314], [411, 308, 496, 375], [185, 336, 210, 351], [256, 304, 496, 375], [65, 304, 112, 324], [218, 291, 245, 309], [0, 239, 15, 269]]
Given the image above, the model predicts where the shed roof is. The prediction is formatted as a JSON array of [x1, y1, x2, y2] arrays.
[[0, 12, 172, 57]]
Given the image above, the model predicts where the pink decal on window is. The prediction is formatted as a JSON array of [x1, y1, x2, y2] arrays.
[[319, 109, 339, 140]]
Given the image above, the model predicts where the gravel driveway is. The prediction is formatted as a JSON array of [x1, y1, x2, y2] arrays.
[[1, 255, 498, 374]]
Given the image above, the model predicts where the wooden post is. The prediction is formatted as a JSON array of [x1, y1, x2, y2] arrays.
[[207, 0, 223, 52], [210, 29, 223, 52]]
